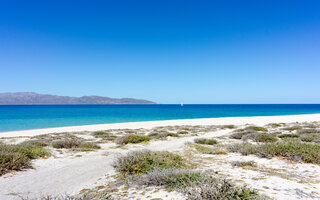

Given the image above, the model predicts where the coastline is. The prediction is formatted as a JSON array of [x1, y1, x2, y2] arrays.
[[1, 113, 319, 138]]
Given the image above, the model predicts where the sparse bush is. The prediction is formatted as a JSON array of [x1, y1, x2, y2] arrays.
[[229, 131, 255, 140], [178, 131, 189, 135], [21, 140, 49, 147], [0, 143, 49, 175], [148, 132, 178, 139], [113, 150, 185, 175], [220, 125, 236, 129], [250, 134, 278, 143], [268, 123, 281, 127], [283, 126, 303, 131], [194, 138, 218, 145], [79, 142, 101, 149], [52, 139, 100, 150], [193, 144, 213, 154], [135, 169, 261, 200], [228, 142, 320, 164], [52, 139, 81, 149], [115, 135, 150, 145], [300, 134, 320, 142], [231, 161, 257, 167], [297, 129, 319, 134], [246, 126, 268, 132], [278, 134, 300, 139]]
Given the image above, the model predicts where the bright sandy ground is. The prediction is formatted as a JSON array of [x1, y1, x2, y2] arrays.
[[0, 114, 320, 200]]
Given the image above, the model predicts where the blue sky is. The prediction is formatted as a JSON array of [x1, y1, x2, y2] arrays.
[[1, 0, 319, 103]]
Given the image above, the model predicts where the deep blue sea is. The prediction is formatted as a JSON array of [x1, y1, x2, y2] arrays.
[[0, 104, 320, 132]]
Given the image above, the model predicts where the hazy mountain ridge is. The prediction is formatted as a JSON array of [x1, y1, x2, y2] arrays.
[[0, 92, 156, 105]]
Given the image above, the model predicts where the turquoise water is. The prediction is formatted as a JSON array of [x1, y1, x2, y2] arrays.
[[0, 104, 320, 132]]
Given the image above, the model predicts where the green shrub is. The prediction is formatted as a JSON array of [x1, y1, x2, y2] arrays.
[[21, 140, 49, 147], [0, 143, 49, 175], [148, 132, 178, 139], [229, 131, 255, 140], [52, 139, 81, 149], [252, 134, 278, 143], [136, 169, 262, 200], [79, 142, 101, 149], [194, 138, 218, 145], [231, 161, 257, 167], [278, 134, 300, 139], [300, 134, 320, 142], [247, 126, 268, 132], [220, 125, 236, 129], [228, 142, 320, 164], [298, 129, 319, 134], [193, 144, 213, 154], [283, 126, 303, 131], [268, 123, 281, 127], [52, 139, 100, 150], [115, 135, 150, 145], [178, 131, 189, 135], [113, 150, 185, 175]]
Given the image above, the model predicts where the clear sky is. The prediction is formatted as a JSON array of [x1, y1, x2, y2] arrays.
[[1, 0, 319, 104]]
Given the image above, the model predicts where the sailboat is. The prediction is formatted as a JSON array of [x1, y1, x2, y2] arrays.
[[181, 102, 183, 107]]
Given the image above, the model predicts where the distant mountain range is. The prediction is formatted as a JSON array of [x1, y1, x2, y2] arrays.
[[0, 92, 156, 105]]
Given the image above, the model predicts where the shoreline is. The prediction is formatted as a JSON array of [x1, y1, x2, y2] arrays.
[[1, 113, 319, 138]]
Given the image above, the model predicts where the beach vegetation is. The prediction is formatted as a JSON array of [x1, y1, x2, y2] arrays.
[[283, 126, 303, 131], [0, 143, 49, 175], [228, 142, 320, 164], [135, 169, 262, 200], [115, 135, 150, 145], [278, 134, 300, 139], [52, 139, 100, 150], [300, 134, 320, 142], [231, 161, 257, 167], [243, 133, 278, 143], [148, 132, 178, 139], [113, 150, 185, 175], [246, 126, 268, 132], [194, 138, 218, 145]]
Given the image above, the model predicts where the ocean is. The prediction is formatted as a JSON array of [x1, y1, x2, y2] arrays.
[[0, 104, 320, 132]]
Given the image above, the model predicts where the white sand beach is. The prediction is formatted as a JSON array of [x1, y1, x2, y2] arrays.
[[1, 114, 320, 200], [1, 114, 320, 138]]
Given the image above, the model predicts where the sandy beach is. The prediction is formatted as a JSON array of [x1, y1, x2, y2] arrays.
[[1, 113, 320, 138], [1, 114, 320, 200]]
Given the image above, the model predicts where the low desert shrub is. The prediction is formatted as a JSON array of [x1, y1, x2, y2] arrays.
[[228, 142, 320, 164], [78, 142, 101, 149], [246, 126, 268, 132], [300, 134, 320, 142], [21, 140, 49, 147], [268, 123, 282, 127], [220, 125, 236, 129], [297, 129, 319, 134], [194, 138, 218, 145], [229, 131, 255, 140], [52, 139, 81, 149], [283, 126, 303, 131], [135, 169, 261, 200], [148, 132, 178, 139], [93, 131, 117, 141], [178, 131, 189, 135], [115, 135, 150, 145], [278, 134, 300, 139], [113, 150, 185, 175], [0, 143, 49, 175], [193, 144, 213, 154], [231, 161, 257, 167], [52, 139, 100, 150], [245, 133, 278, 143]]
